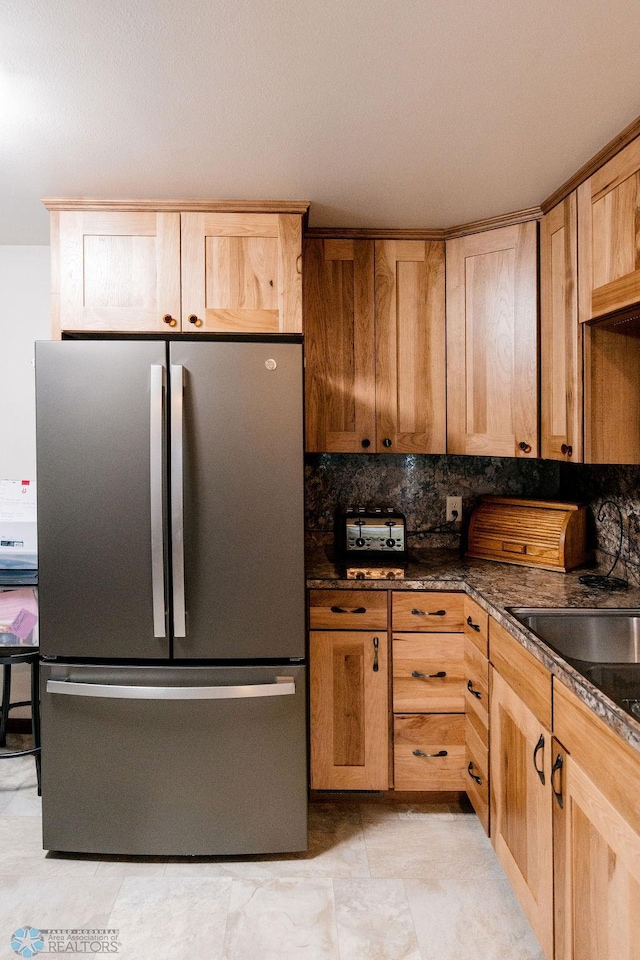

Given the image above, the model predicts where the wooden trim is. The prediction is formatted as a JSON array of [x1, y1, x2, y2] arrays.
[[304, 206, 542, 241], [49, 211, 61, 339], [305, 226, 446, 240], [42, 198, 311, 215], [541, 113, 640, 213], [443, 205, 542, 239]]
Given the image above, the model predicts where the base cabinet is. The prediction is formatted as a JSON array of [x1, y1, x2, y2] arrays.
[[309, 629, 389, 790]]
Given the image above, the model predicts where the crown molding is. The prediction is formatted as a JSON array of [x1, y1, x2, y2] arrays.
[[42, 198, 311, 215]]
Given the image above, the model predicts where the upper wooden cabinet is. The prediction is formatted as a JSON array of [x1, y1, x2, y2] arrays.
[[446, 222, 538, 458], [45, 200, 309, 336], [578, 135, 640, 323], [540, 194, 583, 462], [304, 237, 446, 454]]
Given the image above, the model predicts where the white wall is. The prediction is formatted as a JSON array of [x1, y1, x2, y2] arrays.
[[0, 246, 50, 722], [0, 246, 51, 479]]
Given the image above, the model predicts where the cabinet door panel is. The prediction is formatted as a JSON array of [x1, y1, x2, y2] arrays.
[[181, 212, 302, 333], [55, 211, 181, 333], [310, 631, 389, 790], [375, 240, 446, 453], [554, 743, 640, 960], [540, 194, 582, 461], [490, 668, 553, 960], [579, 136, 640, 322], [303, 239, 376, 452], [446, 223, 538, 457]]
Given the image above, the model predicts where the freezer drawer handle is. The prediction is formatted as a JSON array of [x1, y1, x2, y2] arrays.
[[46, 677, 296, 700]]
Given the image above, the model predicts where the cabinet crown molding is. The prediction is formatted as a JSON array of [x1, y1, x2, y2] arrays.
[[42, 198, 311, 215]]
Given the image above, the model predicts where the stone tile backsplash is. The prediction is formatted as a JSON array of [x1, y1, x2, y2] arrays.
[[560, 463, 640, 586], [305, 454, 560, 548]]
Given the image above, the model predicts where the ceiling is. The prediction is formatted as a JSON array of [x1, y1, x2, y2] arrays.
[[2, 0, 640, 244]]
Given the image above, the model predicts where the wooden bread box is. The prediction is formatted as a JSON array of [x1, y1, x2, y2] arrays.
[[466, 497, 588, 572]]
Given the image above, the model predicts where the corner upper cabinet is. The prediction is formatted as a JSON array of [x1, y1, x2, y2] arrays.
[[45, 201, 309, 336], [304, 237, 446, 453], [540, 194, 583, 462], [446, 222, 538, 457], [578, 135, 640, 323]]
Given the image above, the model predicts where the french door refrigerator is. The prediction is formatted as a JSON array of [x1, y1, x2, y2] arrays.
[[35, 334, 307, 856]]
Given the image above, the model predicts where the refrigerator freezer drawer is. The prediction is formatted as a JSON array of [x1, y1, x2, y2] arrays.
[[41, 663, 307, 857]]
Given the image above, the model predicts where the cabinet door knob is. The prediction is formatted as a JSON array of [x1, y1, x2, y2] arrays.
[[519, 441, 532, 453], [162, 315, 177, 327], [560, 443, 573, 457], [382, 438, 392, 448], [188, 314, 203, 328], [361, 438, 371, 448]]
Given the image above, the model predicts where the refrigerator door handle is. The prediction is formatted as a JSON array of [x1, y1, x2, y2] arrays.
[[150, 364, 167, 638], [46, 677, 296, 700], [170, 363, 187, 638]]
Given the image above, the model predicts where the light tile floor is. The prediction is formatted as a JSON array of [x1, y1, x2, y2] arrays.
[[0, 737, 545, 959]]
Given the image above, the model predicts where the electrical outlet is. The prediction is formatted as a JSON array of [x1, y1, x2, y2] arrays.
[[446, 496, 463, 522]]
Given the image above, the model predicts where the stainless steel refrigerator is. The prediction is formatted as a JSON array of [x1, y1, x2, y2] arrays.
[[35, 334, 307, 856]]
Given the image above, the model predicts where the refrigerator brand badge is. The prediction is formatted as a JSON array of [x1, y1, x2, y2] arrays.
[[11, 928, 121, 955], [264, 358, 277, 370]]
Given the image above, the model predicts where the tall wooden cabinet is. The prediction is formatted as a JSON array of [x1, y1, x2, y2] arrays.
[[540, 193, 583, 462], [446, 222, 538, 458], [304, 237, 446, 453], [45, 200, 309, 337]]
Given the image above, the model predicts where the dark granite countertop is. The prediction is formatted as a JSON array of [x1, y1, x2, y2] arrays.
[[306, 536, 640, 756]]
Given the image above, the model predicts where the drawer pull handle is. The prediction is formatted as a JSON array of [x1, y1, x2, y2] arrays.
[[519, 441, 532, 453], [413, 749, 448, 759], [411, 670, 446, 679], [411, 608, 446, 617], [466, 615, 481, 632], [467, 679, 482, 699], [467, 761, 482, 785], [551, 753, 564, 808], [373, 636, 379, 673], [330, 605, 366, 614], [533, 733, 546, 785], [561, 443, 573, 457]]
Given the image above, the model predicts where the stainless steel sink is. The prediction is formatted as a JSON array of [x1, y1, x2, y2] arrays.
[[509, 607, 640, 720], [509, 608, 640, 663]]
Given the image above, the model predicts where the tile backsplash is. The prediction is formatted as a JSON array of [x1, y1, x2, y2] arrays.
[[560, 463, 640, 586], [305, 454, 560, 548]]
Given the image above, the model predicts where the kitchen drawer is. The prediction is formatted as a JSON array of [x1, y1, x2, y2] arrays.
[[464, 596, 489, 656], [393, 634, 465, 713], [394, 714, 466, 790], [308, 589, 388, 630], [392, 591, 464, 632], [464, 638, 489, 745], [465, 725, 489, 836]]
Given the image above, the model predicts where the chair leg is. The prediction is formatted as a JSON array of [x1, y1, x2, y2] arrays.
[[0, 664, 11, 748], [30, 659, 42, 796]]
